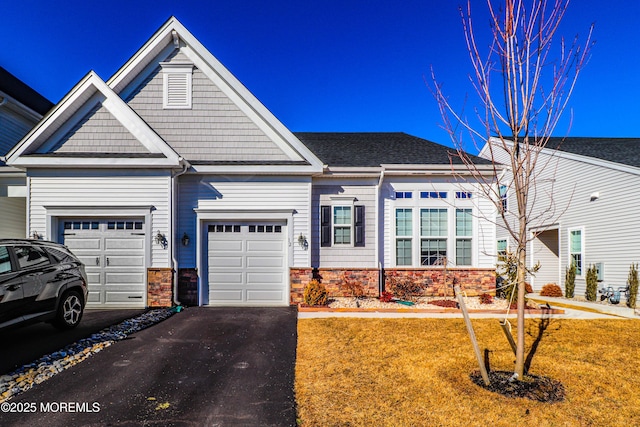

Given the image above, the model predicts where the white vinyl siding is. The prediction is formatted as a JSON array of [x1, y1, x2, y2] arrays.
[[27, 170, 171, 267], [312, 181, 377, 268], [178, 175, 312, 269], [126, 53, 292, 163]]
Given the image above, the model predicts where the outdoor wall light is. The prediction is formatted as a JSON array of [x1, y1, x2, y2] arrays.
[[181, 232, 190, 247], [31, 230, 41, 240], [298, 233, 308, 250], [590, 192, 600, 202], [154, 230, 167, 248]]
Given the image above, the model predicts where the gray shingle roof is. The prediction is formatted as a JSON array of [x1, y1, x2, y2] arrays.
[[0, 66, 53, 115], [546, 137, 640, 168], [294, 132, 490, 167]]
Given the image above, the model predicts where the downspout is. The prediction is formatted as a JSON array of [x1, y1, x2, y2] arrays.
[[171, 157, 191, 306], [376, 168, 385, 295]]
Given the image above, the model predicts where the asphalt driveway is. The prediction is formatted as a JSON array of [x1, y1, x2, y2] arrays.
[[2, 307, 298, 427]]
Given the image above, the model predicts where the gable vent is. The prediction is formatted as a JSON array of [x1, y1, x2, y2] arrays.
[[161, 62, 193, 109]]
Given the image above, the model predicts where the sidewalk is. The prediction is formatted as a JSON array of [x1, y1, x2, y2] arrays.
[[527, 294, 639, 319]]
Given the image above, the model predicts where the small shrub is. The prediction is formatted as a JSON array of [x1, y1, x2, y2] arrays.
[[496, 250, 538, 301], [565, 263, 576, 298], [386, 275, 426, 302], [540, 283, 563, 297], [340, 273, 365, 298], [303, 280, 328, 306], [525, 282, 533, 294], [627, 263, 638, 308], [379, 291, 394, 303], [585, 265, 598, 302], [479, 293, 494, 304]]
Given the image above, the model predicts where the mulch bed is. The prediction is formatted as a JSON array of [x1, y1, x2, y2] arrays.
[[470, 370, 566, 403]]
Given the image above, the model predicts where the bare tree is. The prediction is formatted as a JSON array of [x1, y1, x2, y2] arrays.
[[432, 0, 593, 378]]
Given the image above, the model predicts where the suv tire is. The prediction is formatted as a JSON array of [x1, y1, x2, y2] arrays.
[[53, 290, 84, 330]]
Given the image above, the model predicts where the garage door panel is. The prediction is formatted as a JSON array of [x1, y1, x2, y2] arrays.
[[87, 291, 102, 303], [105, 238, 144, 250], [105, 255, 145, 267], [246, 240, 283, 252], [209, 240, 243, 252], [246, 290, 285, 302], [64, 238, 102, 250], [246, 256, 284, 268], [105, 272, 146, 285], [210, 290, 243, 303], [246, 272, 284, 284], [105, 292, 145, 304], [209, 255, 243, 268], [210, 271, 244, 285]]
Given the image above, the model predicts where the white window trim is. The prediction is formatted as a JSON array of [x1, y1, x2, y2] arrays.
[[395, 207, 413, 266], [455, 208, 473, 266], [568, 227, 585, 276], [332, 205, 353, 246], [161, 62, 194, 109], [420, 208, 448, 267]]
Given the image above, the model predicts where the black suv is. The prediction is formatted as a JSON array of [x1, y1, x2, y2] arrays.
[[0, 239, 88, 331]]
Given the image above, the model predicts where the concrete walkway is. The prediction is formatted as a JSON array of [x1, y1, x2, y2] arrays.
[[527, 294, 639, 319]]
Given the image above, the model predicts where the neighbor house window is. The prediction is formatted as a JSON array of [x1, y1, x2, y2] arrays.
[[333, 206, 352, 245], [420, 208, 447, 265], [497, 239, 507, 257], [161, 63, 194, 109], [395, 208, 413, 265], [499, 185, 508, 212], [569, 228, 583, 275], [456, 209, 473, 265]]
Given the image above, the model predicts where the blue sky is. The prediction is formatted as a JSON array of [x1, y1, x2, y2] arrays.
[[2, 1, 638, 150]]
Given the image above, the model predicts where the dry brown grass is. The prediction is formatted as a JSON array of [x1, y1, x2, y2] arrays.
[[295, 318, 640, 426]]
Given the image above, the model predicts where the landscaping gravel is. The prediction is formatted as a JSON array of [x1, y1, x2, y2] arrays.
[[0, 307, 179, 403], [328, 296, 513, 310]]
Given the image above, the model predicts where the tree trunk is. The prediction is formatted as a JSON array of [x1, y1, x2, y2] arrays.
[[515, 238, 527, 378]]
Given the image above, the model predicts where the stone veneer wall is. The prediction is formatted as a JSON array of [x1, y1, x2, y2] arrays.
[[147, 267, 173, 307], [290, 267, 495, 304]]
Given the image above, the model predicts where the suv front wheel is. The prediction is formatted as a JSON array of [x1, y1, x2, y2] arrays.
[[53, 290, 84, 330]]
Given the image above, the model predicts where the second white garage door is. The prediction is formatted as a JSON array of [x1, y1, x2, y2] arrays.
[[208, 222, 287, 306], [60, 219, 146, 308]]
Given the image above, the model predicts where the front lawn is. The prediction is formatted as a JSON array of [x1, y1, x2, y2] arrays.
[[295, 318, 640, 426]]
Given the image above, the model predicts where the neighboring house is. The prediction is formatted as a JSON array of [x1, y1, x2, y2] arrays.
[[0, 66, 53, 238], [481, 137, 640, 299], [6, 17, 497, 308]]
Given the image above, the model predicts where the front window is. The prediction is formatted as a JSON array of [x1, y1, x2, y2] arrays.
[[395, 209, 413, 265], [569, 229, 583, 275], [420, 208, 447, 265], [333, 206, 352, 245], [497, 239, 507, 257], [456, 209, 473, 265], [499, 185, 508, 212]]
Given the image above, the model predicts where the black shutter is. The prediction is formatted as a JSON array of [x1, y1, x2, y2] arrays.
[[354, 205, 365, 247], [321, 205, 331, 247]]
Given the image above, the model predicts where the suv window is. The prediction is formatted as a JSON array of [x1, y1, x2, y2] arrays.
[[14, 246, 51, 270], [0, 246, 13, 274]]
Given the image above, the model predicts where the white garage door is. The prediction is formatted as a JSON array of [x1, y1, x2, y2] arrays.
[[208, 222, 287, 306], [60, 219, 146, 308]]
